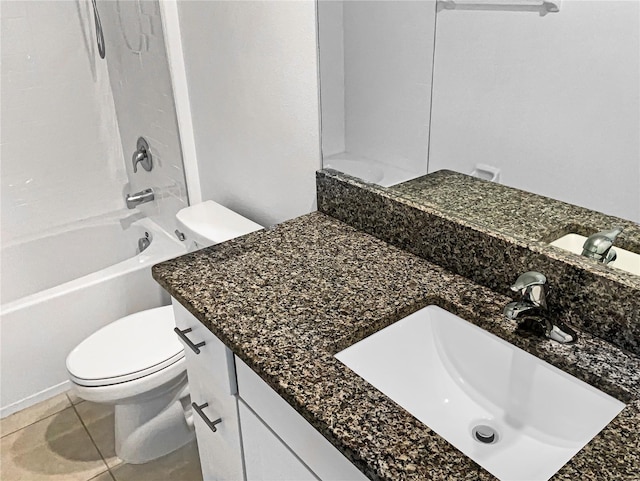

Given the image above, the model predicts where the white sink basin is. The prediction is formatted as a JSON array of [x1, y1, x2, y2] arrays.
[[335, 305, 624, 481], [550, 233, 640, 276]]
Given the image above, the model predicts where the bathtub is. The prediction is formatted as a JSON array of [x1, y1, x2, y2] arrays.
[[323, 152, 424, 187], [0, 211, 187, 417]]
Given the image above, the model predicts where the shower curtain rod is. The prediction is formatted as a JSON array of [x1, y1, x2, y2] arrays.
[[437, 0, 561, 16]]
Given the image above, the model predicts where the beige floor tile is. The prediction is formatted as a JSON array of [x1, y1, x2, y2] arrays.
[[66, 390, 85, 405], [88, 471, 116, 481], [0, 406, 109, 481], [111, 441, 202, 481], [74, 402, 122, 469], [1, 393, 71, 438]]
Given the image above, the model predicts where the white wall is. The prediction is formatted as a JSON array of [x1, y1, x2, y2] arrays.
[[318, 1, 345, 157], [99, 0, 188, 233], [175, 0, 321, 227], [0, 0, 126, 243], [342, 1, 437, 175], [429, 0, 640, 222]]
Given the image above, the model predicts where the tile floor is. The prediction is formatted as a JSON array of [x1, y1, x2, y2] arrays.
[[0, 392, 203, 481]]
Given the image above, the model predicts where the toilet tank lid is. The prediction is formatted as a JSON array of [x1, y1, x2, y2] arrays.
[[176, 200, 263, 245]]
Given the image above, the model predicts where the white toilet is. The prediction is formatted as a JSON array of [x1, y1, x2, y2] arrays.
[[66, 201, 262, 464]]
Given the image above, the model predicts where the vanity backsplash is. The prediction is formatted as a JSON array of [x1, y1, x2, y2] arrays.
[[317, 169, 640, 356]]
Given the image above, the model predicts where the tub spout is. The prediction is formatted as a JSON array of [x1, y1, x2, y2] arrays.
[[126, 188, 154, 209]]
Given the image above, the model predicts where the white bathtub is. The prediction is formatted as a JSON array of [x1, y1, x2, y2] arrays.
[[0, 211, 187, 417], [324, 152, 424, 187]]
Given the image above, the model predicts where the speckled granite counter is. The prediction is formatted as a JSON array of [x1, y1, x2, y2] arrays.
[[153, 212, 640, 481], [317, 170, 640, 357], [393, 170, 640, 255]]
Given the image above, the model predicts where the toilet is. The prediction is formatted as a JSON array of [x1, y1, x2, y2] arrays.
[[66, 201, 262, 464]]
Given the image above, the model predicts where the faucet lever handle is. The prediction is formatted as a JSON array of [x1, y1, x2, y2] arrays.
[[510, 271, 547, 309], [132, 150, 146, 173], [581, 226, 623, 256], [131, 137, 152, 174], [510, 271, 546, 292], [600, 226, 624, 242]]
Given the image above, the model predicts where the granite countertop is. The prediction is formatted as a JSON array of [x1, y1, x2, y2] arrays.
[[392, 170, 640, 253], [392, 171, 640, 291], [153, 212, 640, 481]]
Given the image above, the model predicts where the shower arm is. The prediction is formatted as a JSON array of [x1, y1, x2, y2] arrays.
[[91, 0, 106, 59]]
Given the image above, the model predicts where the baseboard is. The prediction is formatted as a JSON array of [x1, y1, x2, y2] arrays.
[[0, 380, 71, 419]]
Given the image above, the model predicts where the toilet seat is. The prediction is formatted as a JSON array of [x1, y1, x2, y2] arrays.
[[67, 306, 184, 387], [70, 358, 187, 405]]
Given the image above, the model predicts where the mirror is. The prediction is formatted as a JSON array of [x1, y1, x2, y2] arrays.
[[318, 0, 640, 224]]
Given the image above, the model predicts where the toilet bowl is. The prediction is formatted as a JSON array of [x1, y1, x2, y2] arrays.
[[66, 201, 262, 464]]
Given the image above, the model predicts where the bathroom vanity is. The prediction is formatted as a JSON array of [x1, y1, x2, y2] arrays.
[[172, 300, 366, 481], [153, 171, 639, 480], [153, 172, 640, 480]]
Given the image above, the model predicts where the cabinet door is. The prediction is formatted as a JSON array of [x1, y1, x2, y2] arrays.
[[172, 299, 244, 481], [239, 400, 318, 481], [236, 357, 368, 481], [191, 395, 244, 481]]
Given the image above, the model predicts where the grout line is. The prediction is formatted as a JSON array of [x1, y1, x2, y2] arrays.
[[0, 404, 74, 439], [65, 391, 86, 406], [70, 402, 114, 477], [87, 469, 117, 481]]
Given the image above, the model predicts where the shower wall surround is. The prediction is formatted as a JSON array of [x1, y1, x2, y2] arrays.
[[100, 0, 188, 234], [0, 0, 126, 242], [317, 170, 640, 357]]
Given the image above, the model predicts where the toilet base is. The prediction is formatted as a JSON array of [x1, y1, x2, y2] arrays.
[[114, 373, 194, 464]]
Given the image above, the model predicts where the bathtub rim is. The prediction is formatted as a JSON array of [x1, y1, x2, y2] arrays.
[[323, 151, 423, 187], [1, 216, 187, 315]]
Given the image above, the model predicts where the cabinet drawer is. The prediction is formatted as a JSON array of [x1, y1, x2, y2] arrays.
[[236, 357, 368, 481], [172, 299, 237, 398], [171, 298, 244, 481]]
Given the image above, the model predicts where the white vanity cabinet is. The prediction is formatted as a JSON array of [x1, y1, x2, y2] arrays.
[[171, 300, 244, 481], [172, 298, 368, 481], [235, 358, 368, 481], [238, 400, 318, 481]]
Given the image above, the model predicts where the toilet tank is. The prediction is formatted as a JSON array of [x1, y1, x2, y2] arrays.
[[176, 201, 263, 249]]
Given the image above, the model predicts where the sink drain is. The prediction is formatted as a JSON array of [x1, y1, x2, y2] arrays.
[[472, 425, 499, 444]]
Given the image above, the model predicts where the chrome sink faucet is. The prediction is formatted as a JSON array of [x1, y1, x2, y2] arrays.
[[581, 227, 623, 265], [504, 271, 576, 344]]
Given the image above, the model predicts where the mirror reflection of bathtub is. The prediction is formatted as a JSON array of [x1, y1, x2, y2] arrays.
[[0, 211, 187, 417], [324, 153, 422, 187]]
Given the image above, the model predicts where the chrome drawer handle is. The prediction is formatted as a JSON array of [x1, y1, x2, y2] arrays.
[[173, 327, 206, 354], [192, 402, 222, 433]]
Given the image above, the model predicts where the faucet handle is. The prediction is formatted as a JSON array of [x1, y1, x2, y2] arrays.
[[132, 150, 146, 173], [510, 271, 546, 291], [510, 271, 547, 309], [581, 226, 623, 257], [132, 137, 152, 173]]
